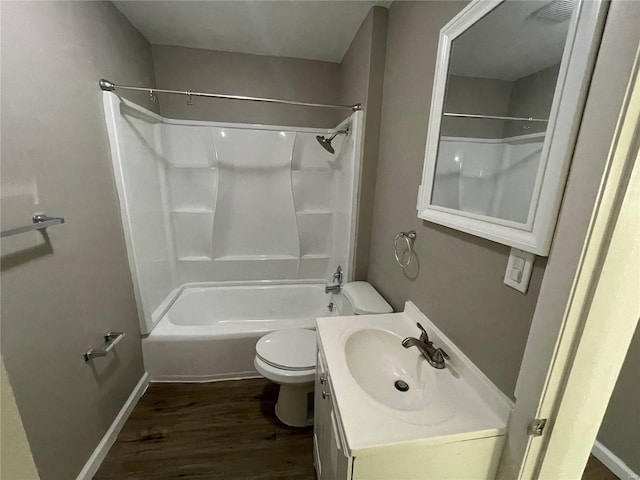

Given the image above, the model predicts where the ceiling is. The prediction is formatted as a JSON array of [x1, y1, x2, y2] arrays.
[[113, 1, 391, 63], [449, 0, 572, 81]]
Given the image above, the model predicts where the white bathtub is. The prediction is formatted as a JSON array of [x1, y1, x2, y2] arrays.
[[142, 281, 334, 382]]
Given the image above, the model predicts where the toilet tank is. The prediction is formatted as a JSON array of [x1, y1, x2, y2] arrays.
[[335, 281, 393, 316]]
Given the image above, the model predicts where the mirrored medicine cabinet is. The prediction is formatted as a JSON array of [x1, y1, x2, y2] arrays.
[[417, 0, 606, 255]]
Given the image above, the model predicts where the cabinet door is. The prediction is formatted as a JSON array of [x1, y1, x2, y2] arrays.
[[313, 351, 331, 479], [314, 349, 352, 480], [327, 409, 352, 479]]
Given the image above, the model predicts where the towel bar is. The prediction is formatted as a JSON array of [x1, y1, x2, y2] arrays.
[[0, 214, 65, 238]]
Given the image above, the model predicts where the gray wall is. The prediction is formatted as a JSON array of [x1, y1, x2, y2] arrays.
[[338, 6, 388, 280], [152, 45, 342, 128], [442, 75, 513, 138], [1, 359, 39, 480], [442, 65, 560, 139], [367, 0, 547, 397], [503, 63, 560, 137], [0, 2, 155, 478]]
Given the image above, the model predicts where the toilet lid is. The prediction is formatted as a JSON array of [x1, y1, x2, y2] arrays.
[[256, 329, 316, 371]]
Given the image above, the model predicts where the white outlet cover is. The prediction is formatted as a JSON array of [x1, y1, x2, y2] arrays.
[[504, 248, 536, 293]]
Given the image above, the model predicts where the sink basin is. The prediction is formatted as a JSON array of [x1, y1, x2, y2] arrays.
[[344, 329, 434, 411], [317, 305, 511, 451]]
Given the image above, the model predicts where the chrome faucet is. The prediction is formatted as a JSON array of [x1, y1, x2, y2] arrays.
[[332, 265, 343, 284], [402, 323, 449, 369], [325, 284, 341, 294], [325, 266, 343, 294]]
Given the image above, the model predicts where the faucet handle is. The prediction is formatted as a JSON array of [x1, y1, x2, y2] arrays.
[[332, 265, 343, 284], [416, 323, 430, 343], [435, 348, 449, 360]]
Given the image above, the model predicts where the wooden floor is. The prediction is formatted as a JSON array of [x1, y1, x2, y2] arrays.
[[94, 379, 315, 480], [583, 456, 619, 480], [95, 379, 618, 480]]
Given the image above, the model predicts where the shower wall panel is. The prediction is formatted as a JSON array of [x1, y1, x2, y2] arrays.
[[434, 134, 544, 223], [104, 100, 175, 330], [493, 141, 544, 222], [211, 129, 299, 259], [329, 122, 359, 277], [103, 93, 360, 333]]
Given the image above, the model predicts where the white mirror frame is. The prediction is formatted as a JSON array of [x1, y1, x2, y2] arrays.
[[417, 0, 606, 256]]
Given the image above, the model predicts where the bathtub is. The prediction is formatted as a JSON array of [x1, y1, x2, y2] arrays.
[[142, 281, 334, 382]]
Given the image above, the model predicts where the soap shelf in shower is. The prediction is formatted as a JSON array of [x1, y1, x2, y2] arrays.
[[178, 255, 213, 262], [300, 254, 330, 260], [295, 210, 333, 215], [167, 164, 217, 170], [214, 254, 299, 261], [291, 167, 332, 173], [171, 207, 214, 214]]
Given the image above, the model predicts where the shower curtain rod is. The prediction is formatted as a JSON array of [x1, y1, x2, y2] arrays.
[[444, 112, 549, 122], [99, 79, 362, 111]]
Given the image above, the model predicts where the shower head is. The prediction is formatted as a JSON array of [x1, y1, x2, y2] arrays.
[[316, 128, 349, 155], [316, 135, 336, 154]]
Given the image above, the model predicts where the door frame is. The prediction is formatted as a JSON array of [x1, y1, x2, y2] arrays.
[[498, 36, 640, 479]]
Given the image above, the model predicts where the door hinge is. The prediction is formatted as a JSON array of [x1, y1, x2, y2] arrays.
[[527, 418, 548, 437]]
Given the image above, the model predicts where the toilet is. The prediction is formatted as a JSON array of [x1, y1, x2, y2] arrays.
[[254, 281, 392, 427]]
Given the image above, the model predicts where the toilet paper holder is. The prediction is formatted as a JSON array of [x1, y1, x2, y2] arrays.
[[84, 331, 125, 361]]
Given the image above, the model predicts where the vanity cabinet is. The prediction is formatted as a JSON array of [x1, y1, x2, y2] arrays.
[[314, 305, 511, 480], [313, 347, 352, 480], [313, 349, 505, 480]]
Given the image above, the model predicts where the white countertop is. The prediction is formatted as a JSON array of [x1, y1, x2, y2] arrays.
[[316, 301, 512, 457]]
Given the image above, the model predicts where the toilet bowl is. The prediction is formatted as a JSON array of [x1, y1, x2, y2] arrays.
[[254, 281, 392, 427], [254, 329, 316, 427]]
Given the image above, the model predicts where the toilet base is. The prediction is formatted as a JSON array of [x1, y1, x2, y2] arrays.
[[274, 383, 314, 427]]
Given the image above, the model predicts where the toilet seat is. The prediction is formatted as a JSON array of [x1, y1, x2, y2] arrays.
[[255, 329, 316, 371], [254, 356, 315, 384]]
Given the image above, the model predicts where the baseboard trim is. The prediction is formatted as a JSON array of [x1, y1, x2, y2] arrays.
[[592, 440, 639, 480], [75, 372, 150, 480], [150, 372, 262, 383]]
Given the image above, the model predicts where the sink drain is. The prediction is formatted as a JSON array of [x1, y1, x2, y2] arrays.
[[394, 380, 409, 392]]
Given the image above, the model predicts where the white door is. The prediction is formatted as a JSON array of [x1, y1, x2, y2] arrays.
[[497, 15, 640, 479]]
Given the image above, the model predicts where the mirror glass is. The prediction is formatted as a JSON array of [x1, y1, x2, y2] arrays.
[[431, 0, 574, 224]]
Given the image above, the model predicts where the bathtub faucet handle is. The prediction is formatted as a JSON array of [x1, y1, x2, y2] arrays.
[[332, 265, 343, 284], [326, 266, 343, 294]]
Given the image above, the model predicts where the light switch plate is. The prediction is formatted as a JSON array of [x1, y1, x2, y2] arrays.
[[504, 248, 536, 293]]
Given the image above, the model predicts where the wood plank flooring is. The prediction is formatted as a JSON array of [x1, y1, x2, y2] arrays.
[[94, 379, 315, 480], [583, 456, 619, 480], [95, 379, 618, 480]]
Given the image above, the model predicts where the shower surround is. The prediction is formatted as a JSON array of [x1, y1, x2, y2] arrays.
[[432, 133, 545, 223], [103, 92, 362, 379]]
